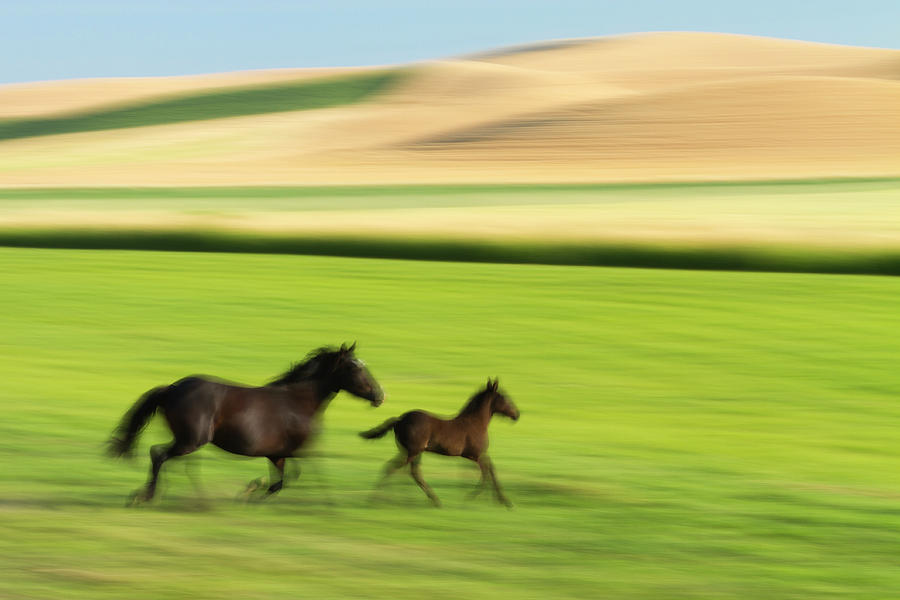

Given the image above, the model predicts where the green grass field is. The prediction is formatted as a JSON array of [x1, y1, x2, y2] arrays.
[[2, 247, 899, 599]]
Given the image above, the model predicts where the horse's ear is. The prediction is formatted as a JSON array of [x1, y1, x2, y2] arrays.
[[487, 378, 498, 391], [349, 341, 357, 353], [340, 343, 348, 353]]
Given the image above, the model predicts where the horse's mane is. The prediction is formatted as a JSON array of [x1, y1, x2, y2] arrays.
[[267, 347, 339, 386], [459, 388, 492, 415]]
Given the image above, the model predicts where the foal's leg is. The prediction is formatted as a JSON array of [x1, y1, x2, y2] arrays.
[[368, 452, 408, 504], [374, 452, 407, 489], [478, 455, 512, 508], [409, 454, 441, 507], [467, 457, 490, 499]]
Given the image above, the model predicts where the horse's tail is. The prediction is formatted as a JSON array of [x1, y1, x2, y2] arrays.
[[106, 385, 170, 458], [359, 417, 400, 439]]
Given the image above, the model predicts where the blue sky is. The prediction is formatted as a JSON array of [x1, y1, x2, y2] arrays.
[[2, 0, 898, 84]]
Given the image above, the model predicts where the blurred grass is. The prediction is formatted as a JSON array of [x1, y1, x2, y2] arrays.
[[1, 247, 899, 599], [2, 178, 900, 275], [3, 176, 900, 203], [1, 227, 899, 275], [0, 70, 401, 141]]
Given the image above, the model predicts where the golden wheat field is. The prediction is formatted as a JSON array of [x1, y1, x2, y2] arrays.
[[1, 32, 899, 187]]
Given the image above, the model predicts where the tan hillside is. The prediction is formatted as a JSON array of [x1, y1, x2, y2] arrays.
[[1, 32, 899, 186]]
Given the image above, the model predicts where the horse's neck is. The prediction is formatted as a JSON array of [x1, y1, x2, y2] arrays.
[[456, 394, 492, 424], [285, 378, 337, 416]]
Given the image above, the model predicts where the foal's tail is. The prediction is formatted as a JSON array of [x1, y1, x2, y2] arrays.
[[359, 417, 400, 440], [106, 385, 170, 458]]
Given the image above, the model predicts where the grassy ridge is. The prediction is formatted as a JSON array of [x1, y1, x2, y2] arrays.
[[1, 248, 900, 599], [0, 228, 898, 275], [0, 70, 401, 141]]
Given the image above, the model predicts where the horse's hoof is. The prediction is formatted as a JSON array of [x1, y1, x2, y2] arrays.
[[244, 477, 265, 493], [236, 477, 267, 502], [127, 490, 150, 507]]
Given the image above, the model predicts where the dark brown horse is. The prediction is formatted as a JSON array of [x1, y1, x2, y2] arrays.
[[360, 378, 518, 507], [108, 344, 383, 503]]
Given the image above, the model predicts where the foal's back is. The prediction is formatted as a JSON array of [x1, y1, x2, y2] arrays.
[[393, 409, 481, 458]]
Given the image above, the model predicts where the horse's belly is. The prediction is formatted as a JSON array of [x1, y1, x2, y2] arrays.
[[426, 440, 464, 456], [212, 420, 308, 457]]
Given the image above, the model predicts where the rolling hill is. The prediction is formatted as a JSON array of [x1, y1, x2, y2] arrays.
[[1, 32, 899, 186]]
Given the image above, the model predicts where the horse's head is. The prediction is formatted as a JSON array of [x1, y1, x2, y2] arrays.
[[332, 343, 384, 407], [485, 378, 519, 421]]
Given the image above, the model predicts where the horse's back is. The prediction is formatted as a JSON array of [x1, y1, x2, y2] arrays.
[[396, 410, 470, 456], [164, 375, 230, 409]]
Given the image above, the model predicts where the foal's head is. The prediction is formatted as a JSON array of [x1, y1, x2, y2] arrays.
[[484, 378, 519, 421]]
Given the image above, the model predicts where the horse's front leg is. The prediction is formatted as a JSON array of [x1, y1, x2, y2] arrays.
[[468, 456, 490, 499], [265, 457, 286, 495], [130, 441, 200, 506], [478, 455, 512, 509], [238, 456, 286, 501], [240, 475, 267, 498]]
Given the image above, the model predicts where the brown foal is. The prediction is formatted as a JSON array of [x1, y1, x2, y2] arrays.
[[360, 378, 519, 507]]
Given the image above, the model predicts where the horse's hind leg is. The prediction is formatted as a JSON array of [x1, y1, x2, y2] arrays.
[[131, 441, 199, 505], [409, 455, 441, 507], [184, 454, 208, 499]]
